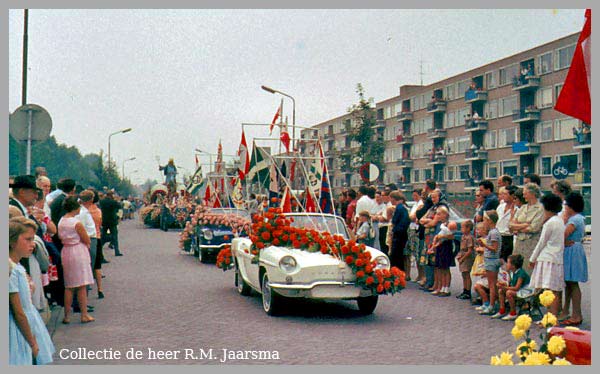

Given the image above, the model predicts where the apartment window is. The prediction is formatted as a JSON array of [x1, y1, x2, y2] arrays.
[[412, 169, 421, 183], [457, 136, 470, 153], [485, 99, 498, 119], [499, 64, 519, 86], [499, 127, 518, 147], [554, 83, 564, 102], [484, 130, 498, 149], [486, 162, 498, 179], [501, 160, 518, 177], [485, 71, 497, 89], [540, 156, 553, 176], [424, 168, 432, 180], [536, 121, 553, 142], [445, 166, 455, 181], [446, 138, 455, 154], [557, 154, 579, 174], [458, 165, 470, 180], [446, 111, 456, 128], [424, 116, 433, 132], [457, 80, 469, 98], [555, 44, 576, 70], [445, 84, 456, 100], [457, 107, 470, 126], [537, 86, 553, 108], [500, 95, 518, 117], [538, 52, 553, 74], [554, 118, 578, 140], [384, 106, 391, 119]]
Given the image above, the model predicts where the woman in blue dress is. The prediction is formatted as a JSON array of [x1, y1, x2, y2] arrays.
[[9, 216, 55, 365], [559, 192, 588, 326]]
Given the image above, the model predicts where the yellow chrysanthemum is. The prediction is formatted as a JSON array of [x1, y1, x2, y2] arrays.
[[491, 352, 514, 366], [515, 314, 532, 331], [516, 340, 538, 358], [490, 355, 501, 365], [539, 290, 555, 307], [547, 335, 567, 356], [522, 352, 551, 365], [552, 358, 572, 365], [540, 312, 558, 327], [511, 326, 526, 340], [564, 326, 580, 331]]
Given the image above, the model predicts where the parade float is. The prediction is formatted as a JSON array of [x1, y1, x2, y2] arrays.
[[140, 182, 191, 230]]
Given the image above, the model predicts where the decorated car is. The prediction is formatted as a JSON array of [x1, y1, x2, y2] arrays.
[[226, 208, 405, 316], [190, 207, 251, 263]]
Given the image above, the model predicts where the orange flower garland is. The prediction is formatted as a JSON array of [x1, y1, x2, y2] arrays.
[[224, 207, 406, 296]]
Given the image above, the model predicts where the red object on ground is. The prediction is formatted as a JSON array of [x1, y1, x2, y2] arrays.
[[548, 327, 591, 365]]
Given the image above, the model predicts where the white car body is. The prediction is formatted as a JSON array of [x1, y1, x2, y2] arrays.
[[231, 213, 390, 315]]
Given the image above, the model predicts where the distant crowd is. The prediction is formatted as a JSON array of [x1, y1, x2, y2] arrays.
[[9, 166, 138, 365]]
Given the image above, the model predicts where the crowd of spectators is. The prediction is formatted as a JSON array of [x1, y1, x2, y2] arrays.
[[9, 167, 135, 365]]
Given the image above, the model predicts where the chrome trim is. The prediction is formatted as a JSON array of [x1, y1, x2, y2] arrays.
[[268, 281, 356, 290]]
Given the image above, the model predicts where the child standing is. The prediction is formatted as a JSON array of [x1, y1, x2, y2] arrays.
[[529, 193, 565, 317], [456, 220, 475, 300], [356, 211, 375, 247], [9, 217, 55, 365], [492, 254, 531, 320], [475, 210, 500, 315], [428, 207, 455, 296]]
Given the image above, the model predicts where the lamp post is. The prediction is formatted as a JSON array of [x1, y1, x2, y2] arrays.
[[261, 85, 296, 150], [107, 128, 132, 171], [128, 169, 139, 183], [122, 156, 136, 179]]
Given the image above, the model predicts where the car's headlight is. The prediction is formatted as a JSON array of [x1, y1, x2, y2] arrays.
[[202, 229, 214, 240], [279, 256, 298, 273], [374, 256, 390, 270]]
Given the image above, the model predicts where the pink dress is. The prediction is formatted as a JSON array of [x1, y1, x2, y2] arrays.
[[58, 216, 94, 288]]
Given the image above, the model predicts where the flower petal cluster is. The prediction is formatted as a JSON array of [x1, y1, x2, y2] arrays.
[[540, 312, 558, 328], [521, 352, 551, 365], [514, 314, 532, 331], [539, 290, 555, 307], [490, 352, 514, 365], [546, 336, 566, 356]]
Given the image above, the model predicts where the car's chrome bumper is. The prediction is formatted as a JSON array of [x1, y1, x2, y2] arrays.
[[199, 243, 230, 254], [268, 281, 372, 299]]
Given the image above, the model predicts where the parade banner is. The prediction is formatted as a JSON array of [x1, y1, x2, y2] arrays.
[[247, 141, 272, 189]]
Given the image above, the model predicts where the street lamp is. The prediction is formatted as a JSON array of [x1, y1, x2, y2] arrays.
[[122, 156, 136, 179], [107, 127, 132, 171], [261, 85, 296, 150]]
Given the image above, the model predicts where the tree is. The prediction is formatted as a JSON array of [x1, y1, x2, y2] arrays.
[[346, 84, 385, 179]]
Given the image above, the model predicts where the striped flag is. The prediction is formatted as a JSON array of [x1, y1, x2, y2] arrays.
[[238, 130, 250, 180], [319, 162, 333, 214]]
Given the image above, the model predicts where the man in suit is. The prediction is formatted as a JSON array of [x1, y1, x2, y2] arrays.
[[389, 190, 410, 271], [49, 178, 76, 228], [100, 191, 123, 256], [9, 175, 44, 235]]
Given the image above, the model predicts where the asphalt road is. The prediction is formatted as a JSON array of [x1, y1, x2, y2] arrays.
[[48, 217, 592, 365]]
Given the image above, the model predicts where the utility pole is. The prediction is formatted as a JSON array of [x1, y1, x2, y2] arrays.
[[22, 9, 28, 106], [419, 58, 425, 86]]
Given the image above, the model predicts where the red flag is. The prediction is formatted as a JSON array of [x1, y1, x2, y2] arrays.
[[269, 99, 283, 134], [203, 184, 211, 205], [281, 186, 292, 213], [195, 154, 199, 167], [280, 131, 291, 153], [238, 130, 250, 179], [305, 190, 316, 213], [554, 9, 591, 124]]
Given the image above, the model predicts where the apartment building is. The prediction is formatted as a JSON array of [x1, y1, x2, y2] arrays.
[[302, 32, 590, 204]]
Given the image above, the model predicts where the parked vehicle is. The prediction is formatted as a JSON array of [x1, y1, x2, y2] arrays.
[[547, 327, 591, 365], [231, 213, 391, 316]]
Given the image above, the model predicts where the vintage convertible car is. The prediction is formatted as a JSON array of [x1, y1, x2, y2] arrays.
[[231, 213, 391, 316], [193, 208, 250, 263]]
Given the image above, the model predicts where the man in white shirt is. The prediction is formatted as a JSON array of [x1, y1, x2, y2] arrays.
[[355, 185, 377, 223]]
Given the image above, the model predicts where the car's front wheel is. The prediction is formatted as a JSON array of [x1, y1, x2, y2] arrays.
[[357, 295, 378, 315], [199, 248, 209, 264], [261, 272, 283, 316], [235, 263, 252, 296]]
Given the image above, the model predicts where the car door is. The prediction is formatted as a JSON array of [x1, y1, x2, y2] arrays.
[[235, 239, 261, 291]]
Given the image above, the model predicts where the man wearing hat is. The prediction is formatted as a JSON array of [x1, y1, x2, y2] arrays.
[[10, 175, 45, 237]]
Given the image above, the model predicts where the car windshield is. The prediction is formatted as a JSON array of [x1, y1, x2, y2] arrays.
[[284, 214, 350, 239], [209, 208, 250, 219]]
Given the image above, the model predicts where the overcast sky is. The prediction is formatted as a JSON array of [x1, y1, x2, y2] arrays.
[[8, 9, 585, 185]]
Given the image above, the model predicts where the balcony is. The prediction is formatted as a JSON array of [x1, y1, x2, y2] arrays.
[[427, 154, 446, 165], [396, 159, 413, 168], [465, 119, 488, 132], [573, 132, 591, 149], [396, 133, 413, 144], [512, 108, 541, 123], [464, 89, 488, 103], [465, 149, 488, 161], [323, 133, 334, 140], [512, 141, 540, 156], [573, 170, 591, 187], [427, 128, 447, 139], [374, 119, 386, 129], [512, 75, 541, 92], [426, 100, 447, 113], [397, 111, 413, 122]]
